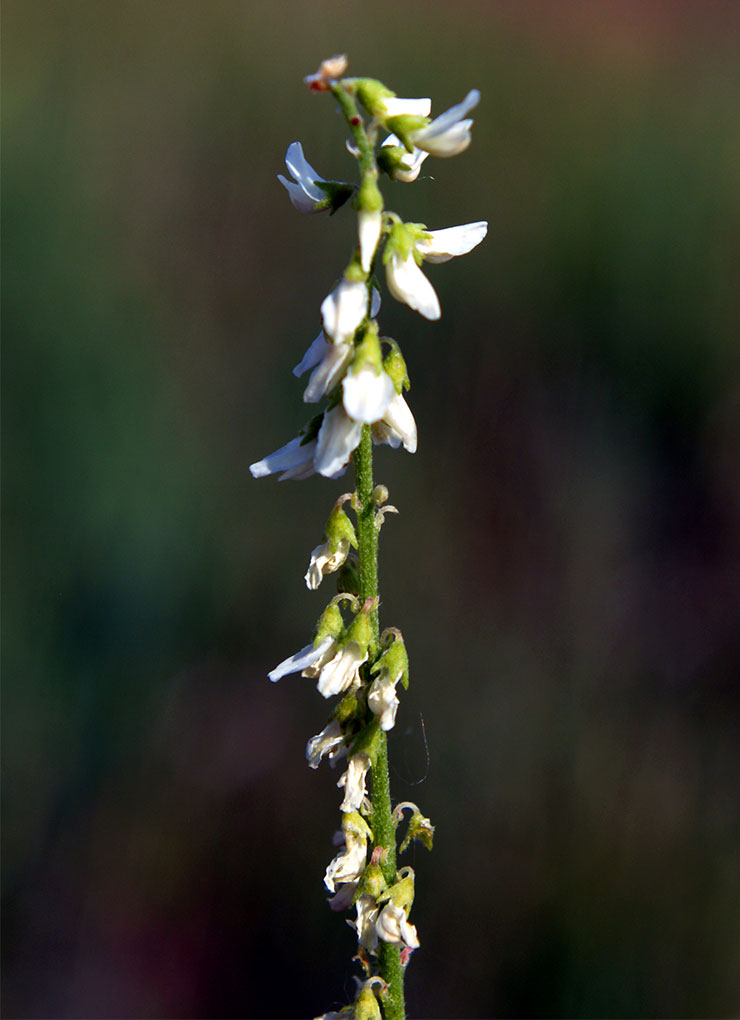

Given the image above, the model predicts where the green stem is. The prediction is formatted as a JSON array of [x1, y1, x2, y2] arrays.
[[355, 426, 405, 1020]]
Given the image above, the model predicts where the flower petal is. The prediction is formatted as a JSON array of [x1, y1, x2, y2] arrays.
[[293, 332, 327, 377], [314, 406, 363, 479], [417, 221, 488, 263], [250, 436, 315, 479], [359, 209, 382, 273], [284, 141, 325, 201], [321, 279, 369, 344], [380, 96, 431, 118], [385, 253, 440, 321], [303, 342, 353, 403], [277, 174, 318, 213], [268, 635, 335, 683], [342, 367, 395, 424]]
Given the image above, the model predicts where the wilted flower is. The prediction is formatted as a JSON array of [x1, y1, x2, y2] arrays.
[[374, 902, 420, 950], [337, 752, 371, 812], [306, 719, 346, 769]]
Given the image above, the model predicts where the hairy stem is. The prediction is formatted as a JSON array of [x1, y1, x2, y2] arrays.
[[355, 429, 405, 1019]]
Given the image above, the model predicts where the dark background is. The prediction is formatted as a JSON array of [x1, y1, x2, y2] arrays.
[[3, 2, 740, 1017]]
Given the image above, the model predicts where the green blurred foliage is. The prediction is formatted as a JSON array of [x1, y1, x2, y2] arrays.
[[3, 2, 740, 1017]]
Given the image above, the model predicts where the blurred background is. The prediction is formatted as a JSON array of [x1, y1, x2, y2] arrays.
[[3, 1, 740, 1017]]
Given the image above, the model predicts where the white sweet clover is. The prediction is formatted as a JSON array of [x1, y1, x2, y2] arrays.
[[254, 64, 483, 1003]]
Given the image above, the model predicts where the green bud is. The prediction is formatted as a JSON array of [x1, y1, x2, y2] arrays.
[[384, 113, 429, 152], [315, 602, 344, 644], [356, 172, 383, 213], [353, 77, 395, 117], [382, 342, 410, 395]]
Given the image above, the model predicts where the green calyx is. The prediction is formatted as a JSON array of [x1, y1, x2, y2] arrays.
[[372, 632, 409, 690], [355, 983, 383, 1020], [301, 412, 324, 445], [343, 809, 373, 844], [333, 687, 363, 728], [345, 607, 373, 651], [314, 180, 356, 214], [356, 859, 386, 901], [382, 220, 428, 267], [384, 113, 429, 152], [325, 505, 358, 555], [377, 145, 415, 180], [336, 556, 360, 596], [314, 602, 344, 645], [356, 172, 383, 213], [377, 870, 415, 912], [353, 78, 395, 118], [351, 322, 384, 375], [399, 810, 434, 853], [382, 341, 410, 395]]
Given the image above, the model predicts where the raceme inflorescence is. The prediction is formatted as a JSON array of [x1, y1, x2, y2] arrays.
[[250, 55, 486, 1020]]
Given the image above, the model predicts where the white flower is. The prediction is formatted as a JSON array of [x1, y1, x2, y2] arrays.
[[380, 133, 429, 183], [358, 208, 382, 273], [372, 392, 417, 453], [385, 250, 441, 320], [305, 538, 351, 589], [385, 221, 488, 321], [378, 96, 431, 119], [367, 674, 400, 732], [250, 435, 318, 481], [350, 895, 380, 953], [277, 142, 327, 213], [337, 752, 371, 812], [314, 406, 363, 479], [267, 634, 337, 683], [410, 89, 480, 157], [321, 278, 369, 344], [342, 365, 395, 424], [316, 641, 367, 699], [416, 221, 489, 263], [375, 902, 420, 949], [306, 719, 346, 769], [324, 838, 366, 891]]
